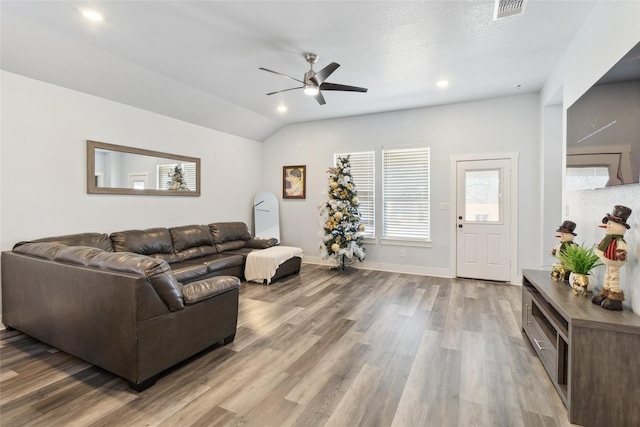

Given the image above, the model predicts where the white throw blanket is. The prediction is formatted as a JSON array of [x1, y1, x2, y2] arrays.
[[245, 246, 303, 284]]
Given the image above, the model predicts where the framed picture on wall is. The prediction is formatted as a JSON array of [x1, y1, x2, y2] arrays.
[[283, 165, 306, 199]]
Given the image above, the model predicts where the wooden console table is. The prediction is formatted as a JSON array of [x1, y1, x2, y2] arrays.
[[522, 269, 640, 427]]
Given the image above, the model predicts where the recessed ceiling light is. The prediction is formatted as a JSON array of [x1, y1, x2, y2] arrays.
[[81, 9, 104, 22], [436, 80, 449, 88], [277, 106, 287, 113]]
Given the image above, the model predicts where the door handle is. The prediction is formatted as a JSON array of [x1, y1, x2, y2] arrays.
[[458, 216, 463, 220], [458, 224, 463, 228]]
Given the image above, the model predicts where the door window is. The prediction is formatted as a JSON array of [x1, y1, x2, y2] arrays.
[[464, 169, 501, 223]]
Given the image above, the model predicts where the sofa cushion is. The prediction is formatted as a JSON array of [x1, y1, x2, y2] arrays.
[[200, 254, 244, 273], [169, 225, 218, 261], [181, 276, 240, 304], [219, 247, 256, 260], [215, 240, 246, 253], [14, 232, 114, 252], [170, 225, 215, 252], [110, 228, 179, 263], [87, 252, 184, 312], [54, 245, 107, 266], [13, 242, 68, 260], [170, 261, 209, 283], [246, 237, 279, 249], [169, 254, 244, 283], [209, 222, 252, 244]]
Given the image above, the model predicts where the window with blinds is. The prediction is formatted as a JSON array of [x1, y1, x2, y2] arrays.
[[382, 146, 430, 241], [158, 162, 197, 191], [334, 150, 375, 237]]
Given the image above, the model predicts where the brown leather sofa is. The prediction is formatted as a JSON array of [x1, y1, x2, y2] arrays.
[[1, 222, 300, 391]]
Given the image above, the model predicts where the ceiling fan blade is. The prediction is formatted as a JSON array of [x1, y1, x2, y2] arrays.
[[311, 62, 340, 85], [266, 86, 303, 96], [320, 82, 368, 93], [314, 91, 326, 105], [259, 67, 305, 84]]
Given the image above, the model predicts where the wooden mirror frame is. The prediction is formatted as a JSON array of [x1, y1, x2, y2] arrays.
[[87, 140, 201, 196]]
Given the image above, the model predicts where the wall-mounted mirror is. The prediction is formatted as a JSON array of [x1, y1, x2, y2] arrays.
[[566, 41, 640, 191], [87, 140, 201, 196]]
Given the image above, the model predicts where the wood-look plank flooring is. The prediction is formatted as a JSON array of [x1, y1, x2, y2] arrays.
[[0, 265, 578, 427]]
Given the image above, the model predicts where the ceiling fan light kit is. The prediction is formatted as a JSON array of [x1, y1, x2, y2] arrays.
[[260, 52, 368, 105], [303, 85, 319, 96]]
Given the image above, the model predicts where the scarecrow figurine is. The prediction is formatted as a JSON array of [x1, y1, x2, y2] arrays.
[[592, 205, 632, 310], [551, 220, 577, 281]]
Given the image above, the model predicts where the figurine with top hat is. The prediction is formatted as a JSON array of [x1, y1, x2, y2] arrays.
[[551, 220, 578, 281], [592, 205, 632, 310]]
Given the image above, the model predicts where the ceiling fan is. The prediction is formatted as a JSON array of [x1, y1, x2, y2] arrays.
[[259, 53, 368, 105]]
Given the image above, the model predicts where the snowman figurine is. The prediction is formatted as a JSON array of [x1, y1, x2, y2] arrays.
[[592, 205, 632, 311], [551, 220, 577, 281]]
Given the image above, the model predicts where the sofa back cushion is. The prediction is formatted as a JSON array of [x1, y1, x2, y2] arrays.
[[14, 232, 114, 252], [14, 242, 184, 312], [13, 242, 68, 260], [170, 225, 217, 261], [209, 222, 251, 253], [87, 251, 184, 312], [110, 228, 179, 264]]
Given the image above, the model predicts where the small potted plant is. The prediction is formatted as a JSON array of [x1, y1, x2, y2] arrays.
[[555, 244, 603, 296]]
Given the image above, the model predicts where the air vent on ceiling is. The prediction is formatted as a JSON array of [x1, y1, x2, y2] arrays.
[[493, 0, 528, 20]]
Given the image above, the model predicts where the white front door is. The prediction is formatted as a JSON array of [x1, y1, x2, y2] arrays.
[[455, 158, 511, 281]]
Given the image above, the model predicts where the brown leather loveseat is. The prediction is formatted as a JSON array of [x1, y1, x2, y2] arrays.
[[1, 222, 298, 391]]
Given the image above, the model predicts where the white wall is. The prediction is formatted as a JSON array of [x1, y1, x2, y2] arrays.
[[263, 94, 541, 280], [0, 71, 264, 250], [541, 2, 640, 109], [539, 103, 564, 263]]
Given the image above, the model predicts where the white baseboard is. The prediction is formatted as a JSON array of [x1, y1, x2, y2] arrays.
[[302, 256, 452, 278]]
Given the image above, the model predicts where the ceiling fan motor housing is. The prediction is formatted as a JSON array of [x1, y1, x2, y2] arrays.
[[304, 70, 317, 86]]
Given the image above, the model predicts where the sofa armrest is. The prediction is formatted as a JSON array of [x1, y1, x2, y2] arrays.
[[182, 276, 240, 304], [246, 237, 279, 249]]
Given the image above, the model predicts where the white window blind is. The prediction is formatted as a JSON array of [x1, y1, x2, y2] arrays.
[[382, 146, 430, 240], [182, 162, 197, 191], [334, 151, 375, 237], [158, 163, 197, 191]]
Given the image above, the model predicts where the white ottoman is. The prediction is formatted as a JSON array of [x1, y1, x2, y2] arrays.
[[245, 246, 303, 285]]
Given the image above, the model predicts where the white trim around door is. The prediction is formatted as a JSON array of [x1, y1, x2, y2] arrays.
[[450, 153, 519, 284]]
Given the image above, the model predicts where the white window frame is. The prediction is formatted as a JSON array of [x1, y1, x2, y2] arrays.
[[381, 145, 431, 244]]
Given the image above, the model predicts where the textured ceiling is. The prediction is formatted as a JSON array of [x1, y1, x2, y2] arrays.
[[1, 1, 598, 140]]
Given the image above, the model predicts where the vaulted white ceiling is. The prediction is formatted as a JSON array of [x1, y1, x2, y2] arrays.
[[1, 1, 598, 141]]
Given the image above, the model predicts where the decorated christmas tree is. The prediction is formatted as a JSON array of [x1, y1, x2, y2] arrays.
[[168, 165, 190, 191], [319, 156, 366, 271]]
